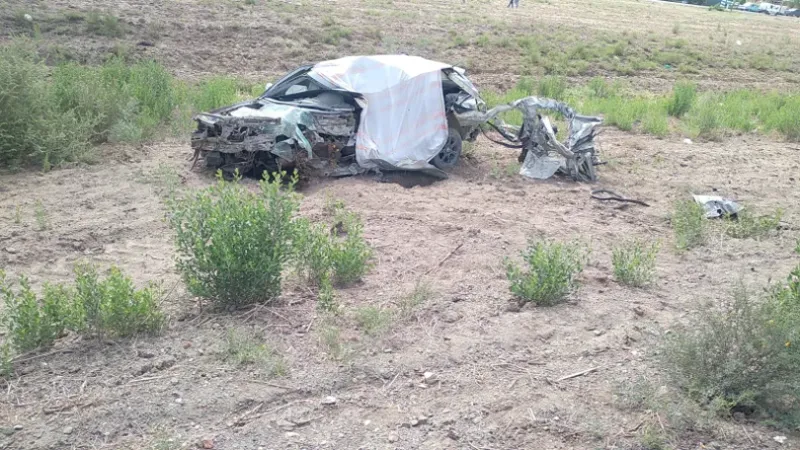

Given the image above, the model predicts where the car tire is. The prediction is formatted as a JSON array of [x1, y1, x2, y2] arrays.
[[431, 129, 462, 170]]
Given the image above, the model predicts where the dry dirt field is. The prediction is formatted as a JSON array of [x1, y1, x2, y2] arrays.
[[2, 0, 800, 450]]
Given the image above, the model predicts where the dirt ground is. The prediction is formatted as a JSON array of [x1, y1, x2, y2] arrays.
[[3, 0, 800, 449], [1, 130, 799, 449]]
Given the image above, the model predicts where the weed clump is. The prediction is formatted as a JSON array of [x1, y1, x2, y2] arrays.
[[612, 240, 659, 287], [168, 171, 300, 308], [86, 11, 126, 37], [223, 328, 286, 376], [663, 277, 800, 428], [293, 201, 373, 288], [672, 200, 706, 250], [666, 81, 696, 118], [506, 240, 587, 306]]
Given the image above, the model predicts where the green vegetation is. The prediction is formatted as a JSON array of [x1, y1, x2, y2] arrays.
[[398, 281, 434, 316], [223, 327, 286, 376], [85, 11, 126, 38], [506, 240, 588, 306], [1, 265, 164, 355], [354, 306, 393, 336], [666, 81, 696, 118], [168, 171, 300, 308], [724, 209, 782, 239], [483, 77, 800, 141], [0, 40, 254, 170], [612, 240, 659, 287], [672, 200, 706, 250], [293, 201, 373, 288], [34, 200, 48, 230], [663, 274, 800, 428]]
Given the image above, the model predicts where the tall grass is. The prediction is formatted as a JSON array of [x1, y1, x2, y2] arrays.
[[0, 39, 257, 170]]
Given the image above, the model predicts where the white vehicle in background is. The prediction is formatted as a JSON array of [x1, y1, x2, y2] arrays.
[[758, 2, 786, 15]]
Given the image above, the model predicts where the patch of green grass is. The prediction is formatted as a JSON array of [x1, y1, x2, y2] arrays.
[[324, 27, 352, 45], [684, 93, 722, 140], [86, 11, 126, 38], [537, 76, 566, 100], [190, 77, 241, 113], [223, 328, 286, 376], [672, 200, 706, 250], [724, 209, 782, 239], [666, 81, 696, 118], [13, 205, 22, 225], [34, 200, 48, 230], [167, 171, 300, 308], [506, 240, 588, 306], [354, 306, 393, 336], [612, 240, 659, 287]]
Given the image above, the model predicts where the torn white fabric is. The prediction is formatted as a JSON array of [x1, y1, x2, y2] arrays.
[[311, 55, 450, 170]]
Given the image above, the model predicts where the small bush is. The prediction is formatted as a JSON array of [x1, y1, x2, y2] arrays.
[[724, 209, 782, 239], [72, 265, 165, 337], [506, 240, 587, 306], [666, 81, 696, 118], [663, 283, 800, 427], [86, 11, 126, 37], [1, 265, 164, 355], [612, 240, 659, 287], [1, 275, 74, 352], [168, 171, 300, 308], [293, 203, 372, 287], [685, 94, 722, 140], [672, 200, 706, 250], [399, 281, 433, 316], [191, 77, 241, 113], [223, 328, 285, 376]]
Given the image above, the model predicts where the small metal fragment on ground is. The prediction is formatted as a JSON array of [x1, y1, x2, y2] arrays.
[[591, 189, 649, 207], [556, 366, 602, 382], [692, 194, 742, 218]]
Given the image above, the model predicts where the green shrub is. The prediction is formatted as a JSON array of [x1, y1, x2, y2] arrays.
[[1, 265, 164, 354], [686, 94, 722, 140], [1, 274, 74, 352], [506, 240, 587, 306], [663, 284, 800, 427], [0, 42, 94, 168], [724, 209, 782, 239], [293, 204, 373, 287], [168, 171, 300, 307], [72, 265, 165, 337], [191, 77, 241, 113], [666, 81, 696, 118], [672, 200, 706, 250], [612, 240, 659, 287]]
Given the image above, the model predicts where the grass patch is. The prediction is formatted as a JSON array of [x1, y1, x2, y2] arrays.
[[85, 11, 126, 37], [612, 240, 659, 287], [34, 200, 48, 230], [666, 81, 696, 118], [1, 265, 165, 356], [672, 200, 706, 250], [317, 320, 349, 360], [223, 328, 286, 376], [167, 171, 300, 308], [354, 306, 393, 336], [663, 278, 800, 428], [398, 281, 434, 316], [506, 240, 588, 306], [724, 209, 782, 239]]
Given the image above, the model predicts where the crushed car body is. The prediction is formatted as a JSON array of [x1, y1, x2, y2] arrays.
[[191, 55, 602, 182]]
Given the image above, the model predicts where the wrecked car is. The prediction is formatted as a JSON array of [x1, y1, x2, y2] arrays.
[[191, 55, 485, 178], [191, 55, 603, 182]]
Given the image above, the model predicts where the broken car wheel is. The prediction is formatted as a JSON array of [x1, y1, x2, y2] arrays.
[[432, 129, 462, 170]]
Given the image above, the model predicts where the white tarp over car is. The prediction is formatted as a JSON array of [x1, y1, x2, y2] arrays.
[[311, 55, 450, 170]]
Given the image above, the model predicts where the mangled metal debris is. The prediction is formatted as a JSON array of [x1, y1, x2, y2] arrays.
[[692, 195, 742, 219], [190, 55, 602, 182]]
